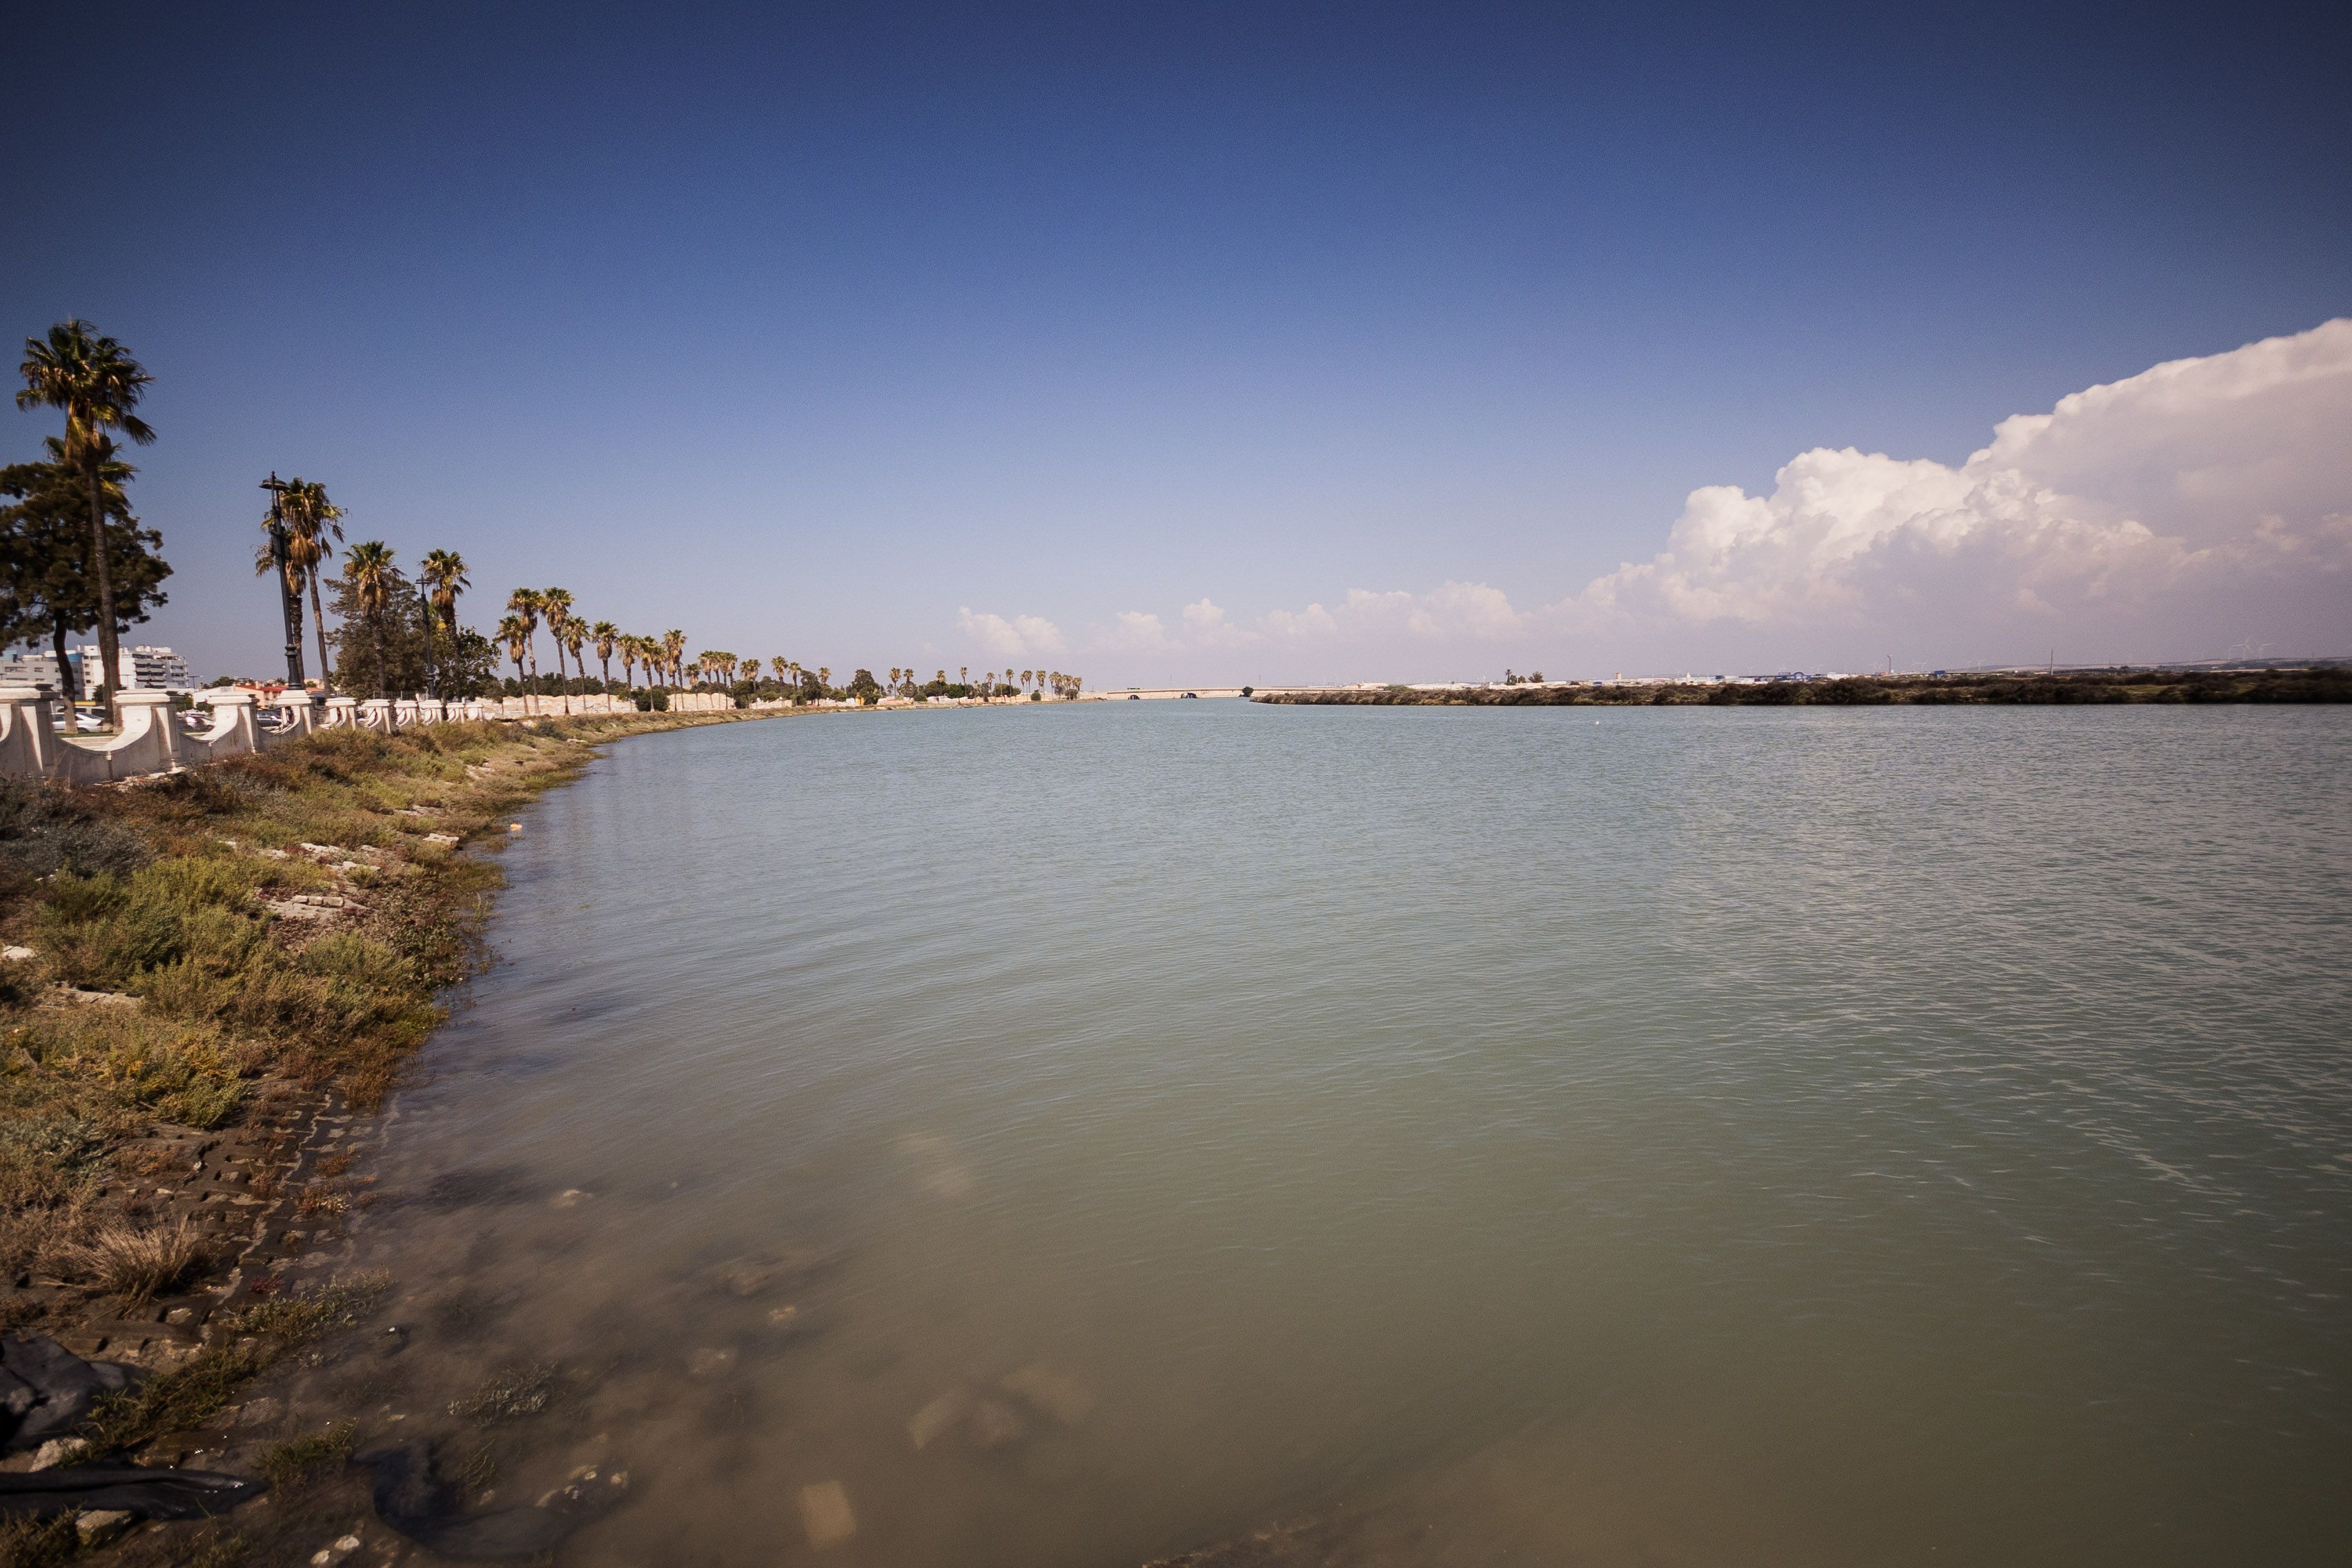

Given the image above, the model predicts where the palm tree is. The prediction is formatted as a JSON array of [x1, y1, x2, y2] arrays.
[[818, 666, 831, 695], [592, 620, 618, 685], [618, 635, 638, 688], [561, 618, 586, 689], [496, 614, 531, 688], [16, 321, 155, 724], [662, 629, 686, 689], [419, 549, 469, 698], [344, 540, 398, 699], [507, 589, 542, 684], [248, 478, 345, 692], [282, 480, 345, 689], [540, 588, 575, 684]]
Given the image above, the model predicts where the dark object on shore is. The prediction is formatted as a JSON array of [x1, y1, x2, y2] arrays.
[[0, 1464, 266, 1520], [1253, 666, 2352, 707], [0, 1335, 138, 1454], [356, 1442, 626, 1559]]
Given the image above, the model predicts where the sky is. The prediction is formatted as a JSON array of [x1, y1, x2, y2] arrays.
[[5, 0, 2348, 686]]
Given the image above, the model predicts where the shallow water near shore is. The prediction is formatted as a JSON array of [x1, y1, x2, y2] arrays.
[[340, 700, 2351, 1566]]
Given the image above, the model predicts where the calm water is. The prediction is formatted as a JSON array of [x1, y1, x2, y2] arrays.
[[340, 701, 2352, 1566]]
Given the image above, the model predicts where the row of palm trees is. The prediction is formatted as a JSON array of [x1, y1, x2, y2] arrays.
[[17, 321, 1093, 717], [921, 667, 1086, 700], [254, 482, 482, 695], [259, 491, 1091, 705], [492, 588, 672, 689]]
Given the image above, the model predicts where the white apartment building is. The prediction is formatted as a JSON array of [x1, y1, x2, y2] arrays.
[[1, 644, 197, 700], [75, 645, 193, 698], [0, 649, 78, 692]]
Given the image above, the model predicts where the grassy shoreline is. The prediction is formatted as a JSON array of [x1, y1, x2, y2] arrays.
[[0, 711, 762, 1554], [1253, 667, 2352, 706]]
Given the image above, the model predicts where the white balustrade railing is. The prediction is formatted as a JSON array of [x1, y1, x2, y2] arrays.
[[0, 687, 681, 785]]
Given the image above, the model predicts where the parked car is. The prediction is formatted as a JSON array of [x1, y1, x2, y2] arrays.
[[1181, 692, 1198, 698]]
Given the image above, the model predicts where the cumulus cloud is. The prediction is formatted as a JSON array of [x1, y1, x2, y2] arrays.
[[1258, 583, 1527, 643], [1096, 586, 1527, 656], [969, 321, 2351, 675], [1578, 318, 2352, 650], [955, 607, 1066, 659], [1095, 609, 1166, 651]]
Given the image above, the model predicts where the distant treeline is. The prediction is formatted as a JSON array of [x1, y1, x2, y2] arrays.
[[1254, 668, 2352, 707]]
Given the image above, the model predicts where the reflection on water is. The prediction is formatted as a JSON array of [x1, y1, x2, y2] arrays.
[[325, 702, 2349, 1565]]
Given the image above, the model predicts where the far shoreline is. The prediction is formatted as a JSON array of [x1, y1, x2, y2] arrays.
[[1251, 667, 2351, 707]]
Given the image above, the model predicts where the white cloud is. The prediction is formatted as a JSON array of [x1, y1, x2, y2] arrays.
[[971, 321, 2352, 677], [955, 607, 1066, 659], [1179, 599, 1257, 647], [1578, 318, 2352, 649], [1101, 610, 1171, 651], [1261, 582, 1528, 643]]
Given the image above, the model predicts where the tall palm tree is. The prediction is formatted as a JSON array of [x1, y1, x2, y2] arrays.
[[506, 589, 542, 684], [540, 587, 576, 684], [496, 614, 531, 688], [592, 620, 618, 685], [419, 549, 469, 698], [618, 635, 639, 688], [418, 552, 468, 700], [275, 480, 345, 687], [662, 629, 685, 689], [562, 619, 586, 688], [251, 479, 343, 692], [818, 666, 831, 694], [344, 540, 398, 699], [16, 321, 155, 723]]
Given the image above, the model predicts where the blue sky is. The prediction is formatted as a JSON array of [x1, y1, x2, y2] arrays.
[[7, 1, 2348, 683]]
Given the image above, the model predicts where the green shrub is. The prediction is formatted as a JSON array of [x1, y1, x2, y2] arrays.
[[0, 779, 150, 881]]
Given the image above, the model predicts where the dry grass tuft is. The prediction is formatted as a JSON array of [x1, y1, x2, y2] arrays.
[[63, 1214, 207, 1302], [257, 1420, 357, 1489]]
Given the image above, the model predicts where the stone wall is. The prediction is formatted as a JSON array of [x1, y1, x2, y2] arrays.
[[0, 687, 647, 785], [665, 692, 734, 713]]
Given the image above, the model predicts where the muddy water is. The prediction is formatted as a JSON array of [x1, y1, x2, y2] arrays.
[[335, 702, 2351, 1566]]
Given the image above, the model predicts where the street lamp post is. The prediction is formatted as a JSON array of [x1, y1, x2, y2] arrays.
[[261, 473, 306, 692]]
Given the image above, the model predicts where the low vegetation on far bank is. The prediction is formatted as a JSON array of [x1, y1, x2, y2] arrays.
[[1254, 667, 2352, 707]]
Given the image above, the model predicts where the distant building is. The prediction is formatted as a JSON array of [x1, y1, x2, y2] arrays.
[[0, 648, 77, 692], [75, 645, 194, 699]]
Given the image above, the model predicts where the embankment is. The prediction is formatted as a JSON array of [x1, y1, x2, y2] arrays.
[[1254, 667, 2352, 706], [0, 710, 761, 1554]]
